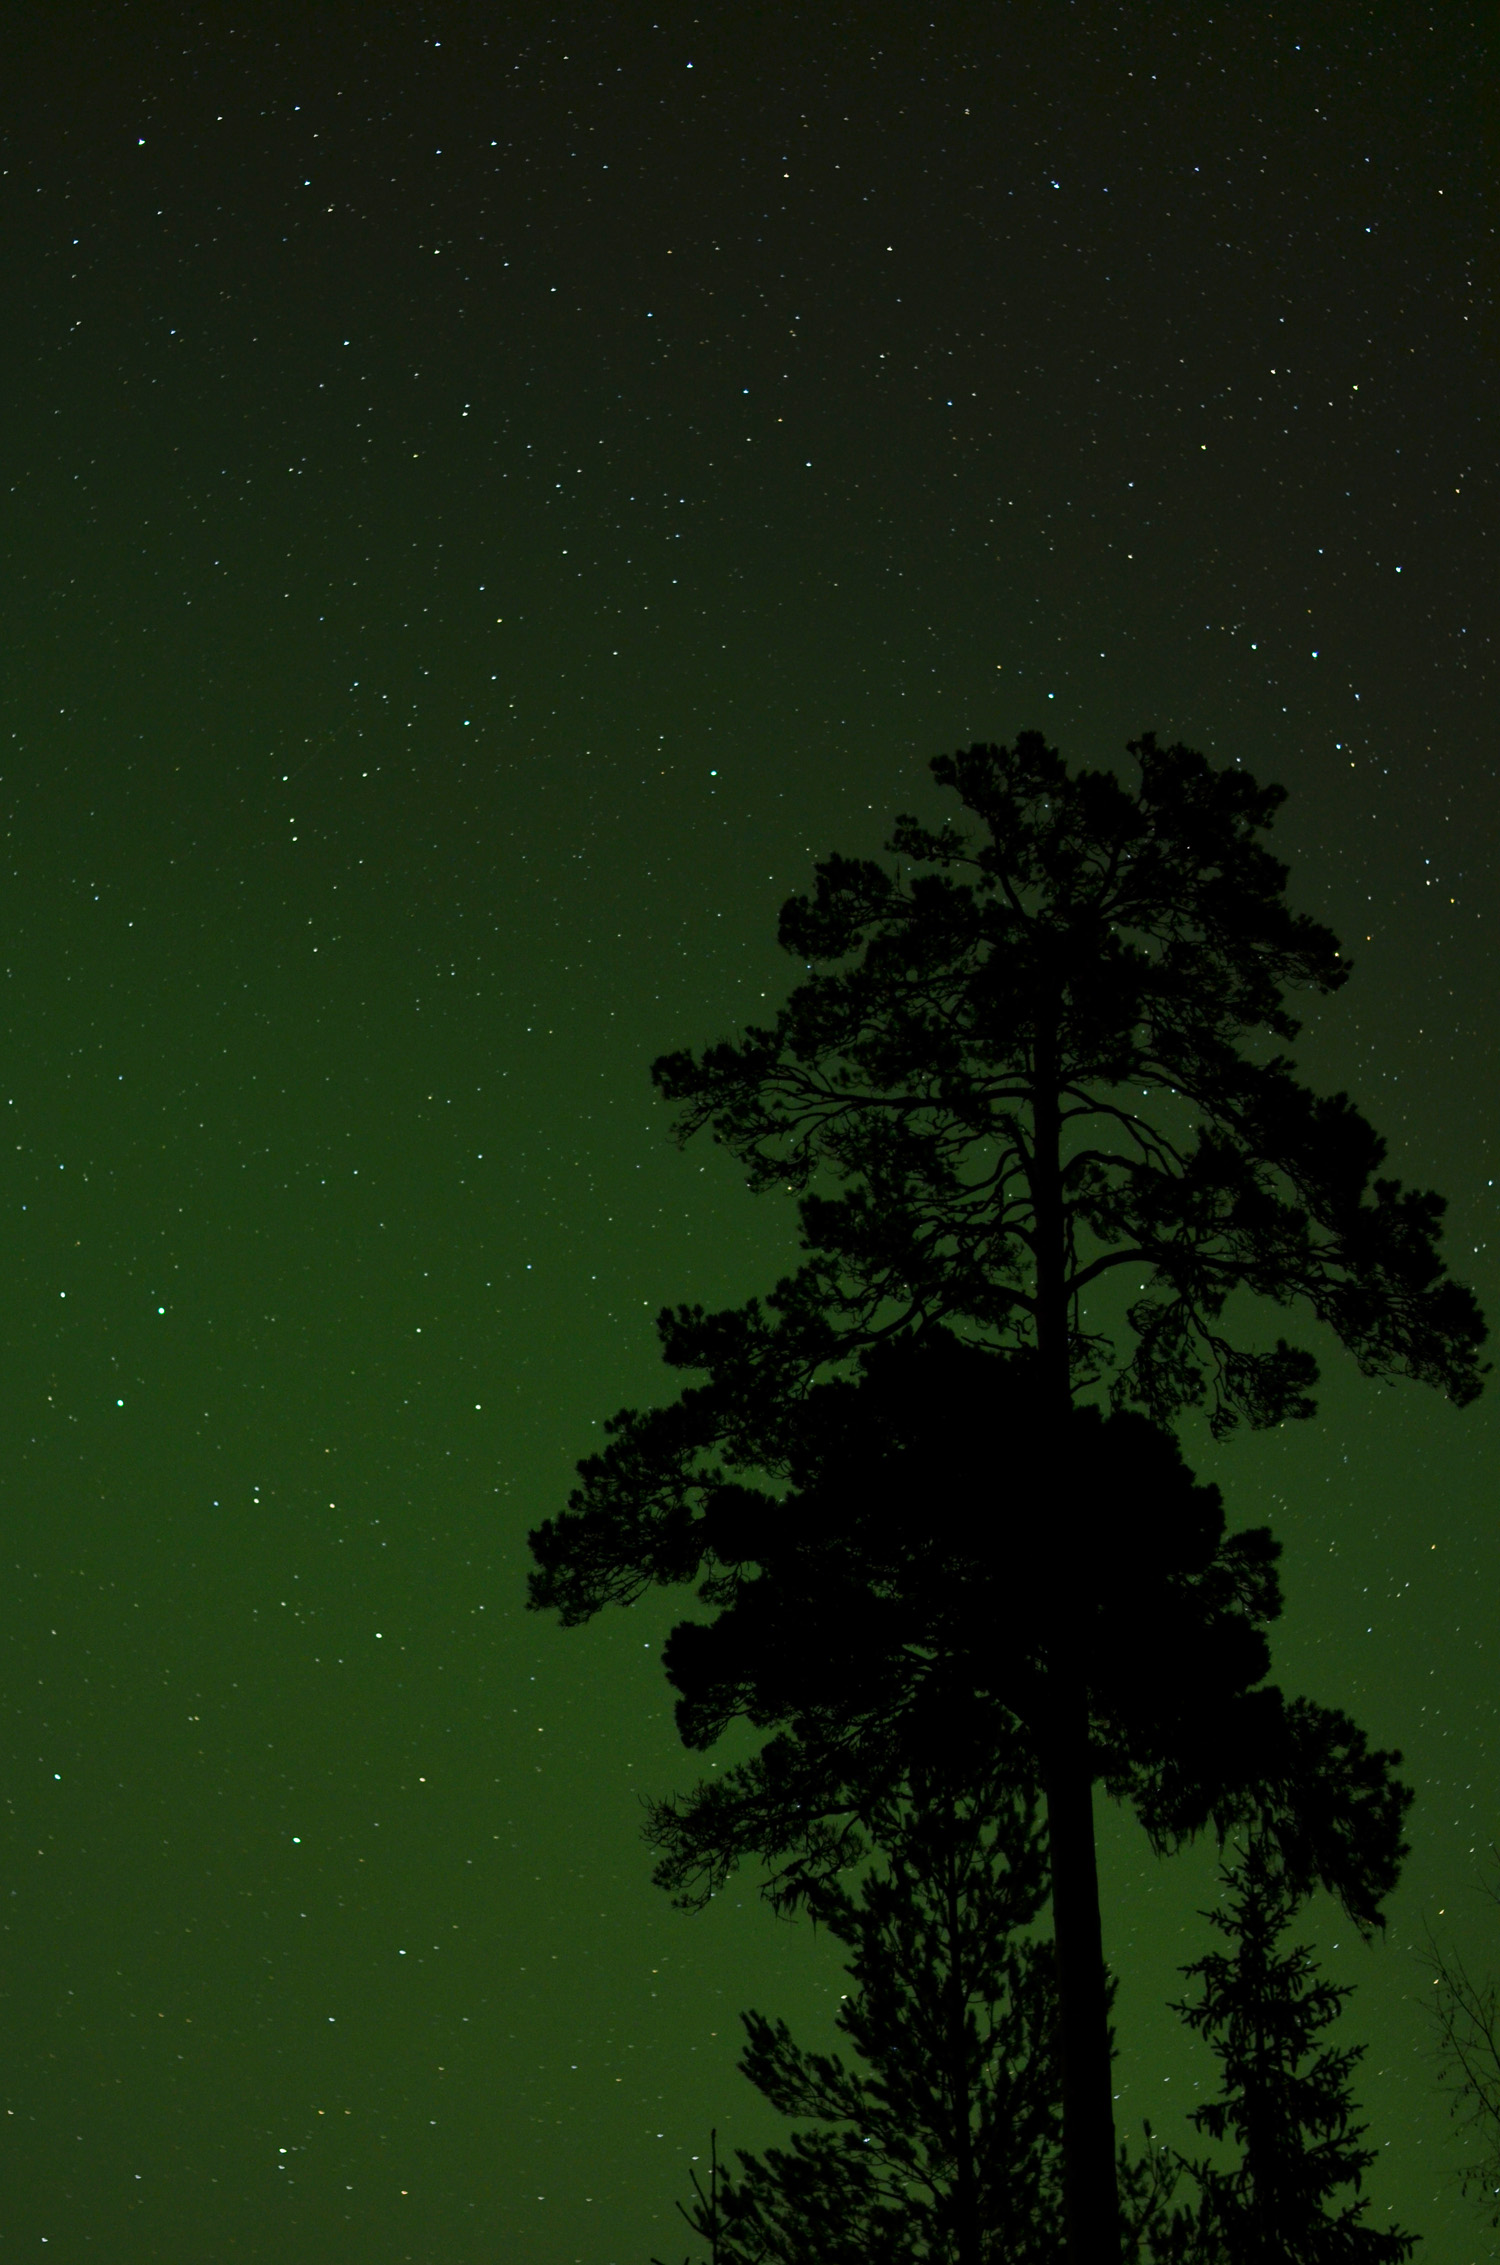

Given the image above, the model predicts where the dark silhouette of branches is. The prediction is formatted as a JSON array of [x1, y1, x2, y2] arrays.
[[1423, 1854, 1500, 2225], [650, 733, 1484, 1436], [1174, 1839, 1417, 2262], [666, 1750, 1061, 2265], [601, 1335, 1410, 2265], [651, 2127, 725, 2265], [1117, 2122, 1209, 2265], [638, 1334, 1408, 1926]]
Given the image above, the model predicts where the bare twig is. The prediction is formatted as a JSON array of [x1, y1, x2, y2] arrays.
[[1421, 1857, 1500, 2226]]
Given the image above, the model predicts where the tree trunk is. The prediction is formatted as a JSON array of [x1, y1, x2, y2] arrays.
[[941, 1800, 983, 2265], [1042, 1672, 1121, 2265], [1031, 1035, 1121, 2264]]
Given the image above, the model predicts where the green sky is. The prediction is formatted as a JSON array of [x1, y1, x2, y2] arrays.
[[0, 4, 1494, 2257]]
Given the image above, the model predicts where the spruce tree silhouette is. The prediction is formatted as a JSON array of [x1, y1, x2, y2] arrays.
[[668, 1748, 1062, 2265], [530, 733, 1484, 2262], [1173, 1838, 1418, 2262]]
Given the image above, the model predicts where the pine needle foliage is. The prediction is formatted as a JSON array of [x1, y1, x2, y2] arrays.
[[668, 1754, 1062, 2265], [645, 732, 1485, 1437]]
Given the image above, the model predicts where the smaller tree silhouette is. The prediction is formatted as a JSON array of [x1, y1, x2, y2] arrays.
[[650, 2127, 726, 2265], [1173, 1838, 1417, 2263], [666, 1747, 1062, 2265], [1116, 2121, 1212, 2265]]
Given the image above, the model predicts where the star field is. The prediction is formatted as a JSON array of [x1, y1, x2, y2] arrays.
[[0, 5, 1494, 2258]]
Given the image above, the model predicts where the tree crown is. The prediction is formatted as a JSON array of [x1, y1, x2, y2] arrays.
[[653, 732, 1485, 1431]]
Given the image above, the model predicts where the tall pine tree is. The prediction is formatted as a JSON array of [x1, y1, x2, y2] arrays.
[[533, 733, 1484, 2261]]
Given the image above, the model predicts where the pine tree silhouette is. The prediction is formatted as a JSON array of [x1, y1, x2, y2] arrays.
[[668, 1749, 1062, 2265], [532, 733, 1483, 2261]]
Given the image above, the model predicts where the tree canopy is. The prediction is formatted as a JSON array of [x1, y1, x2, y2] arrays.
[[636, 1334, 1409, 1930], [645, 731, 1484, 1433]]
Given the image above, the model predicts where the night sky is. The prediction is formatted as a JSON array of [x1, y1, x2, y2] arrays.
[[0, 4, 1495, 2257]]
